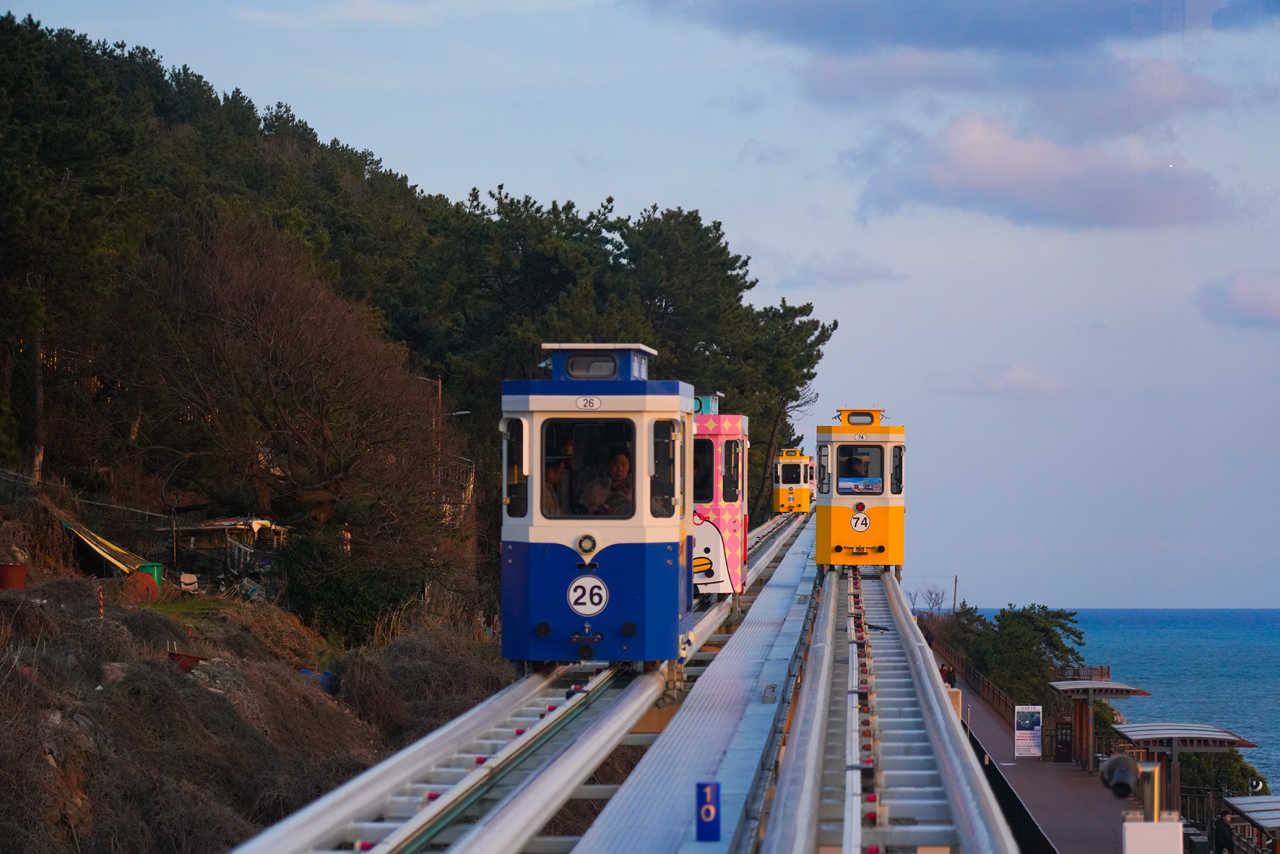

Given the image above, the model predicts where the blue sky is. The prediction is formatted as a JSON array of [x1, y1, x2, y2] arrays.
[[17, 0, 1280, 608]]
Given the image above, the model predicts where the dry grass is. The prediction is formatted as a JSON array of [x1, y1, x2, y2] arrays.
[[0, 579, 376, 851]]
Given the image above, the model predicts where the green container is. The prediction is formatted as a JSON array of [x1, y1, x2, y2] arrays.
[[137, 563, 163, 588]]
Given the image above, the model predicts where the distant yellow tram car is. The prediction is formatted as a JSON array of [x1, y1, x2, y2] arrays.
[[815, 410, 905, 568], [772, 448, 813, 513]]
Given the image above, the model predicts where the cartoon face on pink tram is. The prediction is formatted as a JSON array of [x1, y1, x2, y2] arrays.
[[692, 411, 748, 595]]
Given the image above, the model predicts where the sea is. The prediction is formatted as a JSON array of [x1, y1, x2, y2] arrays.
[[986, 609, 1280, 783]]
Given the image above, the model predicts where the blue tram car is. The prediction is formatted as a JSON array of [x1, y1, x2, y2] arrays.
[[500, 343, 698, 663]]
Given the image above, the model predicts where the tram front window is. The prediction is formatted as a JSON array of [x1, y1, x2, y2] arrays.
[[543, 418, 635, 518], [836, 446, 884, 495], [781, 463, 802, 485]]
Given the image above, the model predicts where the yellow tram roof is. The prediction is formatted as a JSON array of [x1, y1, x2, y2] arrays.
[[776, 448, 811, 460], [817, 408, 905, 437]]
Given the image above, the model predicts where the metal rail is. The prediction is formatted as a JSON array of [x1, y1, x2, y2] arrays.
[[761, 566, 1018, 853], [234, 513, 806, 854], [231, 664, 601, 854], [879, 568, 1017, 852], [445, 513, 810, 854], [760, 569, 838, 854]]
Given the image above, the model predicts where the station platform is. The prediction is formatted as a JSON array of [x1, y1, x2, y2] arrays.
[[944, 655, 1136, 853], [575, 518, 818, 853]]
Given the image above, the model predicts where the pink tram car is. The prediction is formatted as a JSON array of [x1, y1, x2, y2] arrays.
[[691, 394, 749, 595]]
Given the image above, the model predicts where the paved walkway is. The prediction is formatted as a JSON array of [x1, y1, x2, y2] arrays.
[[942, 658, 1137, 853]]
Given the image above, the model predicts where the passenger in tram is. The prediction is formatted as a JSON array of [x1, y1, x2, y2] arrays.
[[542, 458, 568, 516], [581, 450, 635, 516]]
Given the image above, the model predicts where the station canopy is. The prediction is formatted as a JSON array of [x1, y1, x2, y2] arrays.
[[1048, 679, 1150, 699], [1225, 796, 1280, 837], [1112, 722, 1257, 752]]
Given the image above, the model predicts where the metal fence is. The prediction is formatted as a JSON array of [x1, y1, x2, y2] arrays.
[[931, 636, 1016, 727]]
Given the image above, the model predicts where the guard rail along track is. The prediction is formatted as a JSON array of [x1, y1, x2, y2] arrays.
[[756, 564, 1017, 853], [233, 513, 804, 854]]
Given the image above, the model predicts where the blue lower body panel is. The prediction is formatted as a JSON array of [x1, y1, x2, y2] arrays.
[[502, 539, 692, 662]]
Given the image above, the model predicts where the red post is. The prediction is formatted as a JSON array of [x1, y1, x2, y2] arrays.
[[99, 585, 104, 620]]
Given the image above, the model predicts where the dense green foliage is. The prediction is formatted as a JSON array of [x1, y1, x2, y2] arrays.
[[1182, 750, 1271, 796], [939, 601, 1084, 708], [0, 14, 834, 639]]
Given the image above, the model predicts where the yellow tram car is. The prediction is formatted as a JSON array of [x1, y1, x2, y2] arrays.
[[815, 409, 905, 568], [772, 448, 813, 513]]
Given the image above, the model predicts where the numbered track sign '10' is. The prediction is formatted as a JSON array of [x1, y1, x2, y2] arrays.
[[696, 781, 720, 842]]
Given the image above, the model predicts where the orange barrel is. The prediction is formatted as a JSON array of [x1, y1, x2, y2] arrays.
[[0, 564, 27, 590]]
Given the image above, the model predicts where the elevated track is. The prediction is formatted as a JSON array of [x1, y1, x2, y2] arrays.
[[235, 514, 1015, 853]]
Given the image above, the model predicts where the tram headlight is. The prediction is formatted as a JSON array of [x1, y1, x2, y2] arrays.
[[855, 503, 865, 512], [577, 534, 597, 555]]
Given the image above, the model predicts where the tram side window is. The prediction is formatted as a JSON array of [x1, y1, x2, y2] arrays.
[[891, 446, 904, 495], [693, 438, 715, 504], [836, 445, 884, 495], [504, 419, 528, 517], [723, 440, 741, 503], [807, 464, 814, 484], [542, 418, 636, 518], [817, 446, 830, 494], [652, 421, 677, 518], [781, 463, 802, 485]]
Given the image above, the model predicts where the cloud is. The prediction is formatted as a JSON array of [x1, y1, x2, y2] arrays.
[[737, 138, 791, 166], [859, 114, 1234, 227], [803, 50, 1231, 141], [1213, 0, 1280, 29], [643, 0, 1276, 53], [234, 0, 594, 28], [777, 251, 901, 290], [947, 364, 1067, 397], [710, 90, 767, 115], [1198, 271, 1280, 329], [837, 121, 924, 173]]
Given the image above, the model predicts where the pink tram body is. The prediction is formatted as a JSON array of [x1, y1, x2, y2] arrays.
[[692, 409, 749, 595]]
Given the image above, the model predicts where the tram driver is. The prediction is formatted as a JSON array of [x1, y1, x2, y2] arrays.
[[581, 449, 635, 516]]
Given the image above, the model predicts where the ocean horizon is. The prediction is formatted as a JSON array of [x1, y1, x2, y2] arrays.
[[975, 608, 1280, 784]]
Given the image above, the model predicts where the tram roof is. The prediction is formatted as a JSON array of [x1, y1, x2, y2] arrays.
[[1048, 679, 1150, 698], [1225, 796, 1280, 834], [1112, 722, 1256, 751], [541, 342, 658, 355]]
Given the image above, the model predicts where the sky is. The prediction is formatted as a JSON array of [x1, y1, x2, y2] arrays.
[[16, 0, 1280, 608]]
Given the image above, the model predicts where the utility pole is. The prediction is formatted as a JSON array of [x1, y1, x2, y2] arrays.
[[952, 574, 957, 614]]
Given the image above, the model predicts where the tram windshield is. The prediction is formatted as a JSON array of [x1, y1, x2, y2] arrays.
[[693, 438, 715, 503], [780, 463, 802, 484], [837, 445, 883, 495], [542, 419, 635, 518]]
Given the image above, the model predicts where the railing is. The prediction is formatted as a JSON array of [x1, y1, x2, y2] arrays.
[[930, 637, 1016, 727], [1059, 665, 1111, 681]]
